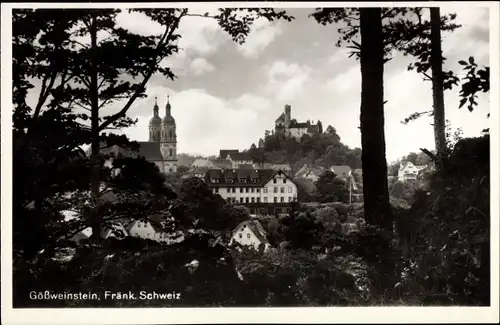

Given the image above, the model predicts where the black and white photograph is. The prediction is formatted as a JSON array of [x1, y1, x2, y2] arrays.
[[1, 1, 499, 324]]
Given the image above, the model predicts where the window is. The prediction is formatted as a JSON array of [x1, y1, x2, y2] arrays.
[[264, 197, 268, 203], [274, 197, 278, 203], [169, 148, 173, 156], [273, 178, 277, 184], [288, 187, 292, 193], [257, 197, 261, 203], [240, 198, 244, 203], [263, 188, 268, 193], [169, 130, 173, 138], [239, 233, 242, 238], [283, 179, 287, 184], [227, 178, 234, 183], [138, 222, 141, 228], [251, 197, 255, 203], [246, 188, 249, 193], [214, 188, 219, 193], [232, 188, 236, 193], [274, 187, 278, 193], [280, 187, 285, 193], [256, 188, 260, 193], [169, 167, 173, 172], [240, 178, 247, 183], [245, 197, 249, 203], [247, 233, 251, 239], [280, 197, 284, 203], [240, 188, 243, 193], [288, 197, 292, 202]]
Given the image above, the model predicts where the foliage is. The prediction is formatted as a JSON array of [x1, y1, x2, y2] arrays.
[[457, 57, 490, 116], [252, 126, 362, 172], [395, 134, 489, 305], [314, 170, 350, 203]]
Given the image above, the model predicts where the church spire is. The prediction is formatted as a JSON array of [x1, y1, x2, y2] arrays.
[[153, 96, 159, 116], [165, 94, 172, 116]]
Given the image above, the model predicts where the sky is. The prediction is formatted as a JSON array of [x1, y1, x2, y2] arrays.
[[25, 5, 492, 163]]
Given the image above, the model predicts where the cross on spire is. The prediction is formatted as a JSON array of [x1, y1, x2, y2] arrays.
[[155, 96, 158, 105]]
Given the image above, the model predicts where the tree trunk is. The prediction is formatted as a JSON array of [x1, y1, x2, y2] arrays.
[[89, 14, 101, 241], [430, 7, 447, 167], [359, 8, 392, 231]]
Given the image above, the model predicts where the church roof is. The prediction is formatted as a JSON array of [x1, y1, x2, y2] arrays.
[[149, 116, 161, 126]]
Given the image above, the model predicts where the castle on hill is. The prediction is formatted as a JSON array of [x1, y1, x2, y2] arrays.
[[274, 104, 322, 141]]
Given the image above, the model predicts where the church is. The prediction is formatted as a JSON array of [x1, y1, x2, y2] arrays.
[[146, 95, 178, 174], [96, 95, 178, 175]]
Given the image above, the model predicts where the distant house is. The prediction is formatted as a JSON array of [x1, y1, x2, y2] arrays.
[[219, 149, 240, 159], [398, 161, 427, 183], [226, 152, 254, 168], [126, 215, 185, 244], [204, 168, 298, 215], [230, 220, 270, 252], [254, 162, 292, 174], [330, 165, 357, 191], [295, 164, 326, 183], [100, 222, 128, 240]]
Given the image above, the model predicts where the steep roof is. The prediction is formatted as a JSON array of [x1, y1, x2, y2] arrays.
[[330, 165, 352, 178], [233, 220, 269, 244], [238, 163, 254, 170], [191, 158, 216, 168], [275, 113, 285, 122], [220, 149, 239, 159], [228, 152, 253, 161], [204, 168, 292, 188]]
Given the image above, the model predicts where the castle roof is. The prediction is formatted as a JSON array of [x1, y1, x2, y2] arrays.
[[289, 121, 309, 129]]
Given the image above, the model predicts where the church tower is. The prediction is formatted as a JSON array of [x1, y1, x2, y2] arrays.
[[149, 97, 161, 142], [160, 95, 177, 173]]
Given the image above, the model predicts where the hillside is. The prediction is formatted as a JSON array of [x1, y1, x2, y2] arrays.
[[246, 126, 362, 173]]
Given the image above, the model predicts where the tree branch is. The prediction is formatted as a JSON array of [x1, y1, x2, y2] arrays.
[[98, 11, 185, 132]]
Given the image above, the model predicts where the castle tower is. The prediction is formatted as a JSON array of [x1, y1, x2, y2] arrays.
[[160, 94, 177, 173], [284, 104, 291, 129], [148, 97, 161, 142]]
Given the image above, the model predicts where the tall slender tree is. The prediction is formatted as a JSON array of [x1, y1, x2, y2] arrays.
[[358, 8, 392, 230]]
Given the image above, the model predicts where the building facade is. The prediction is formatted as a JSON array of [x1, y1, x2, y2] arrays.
[[204, 168, 298, 215]]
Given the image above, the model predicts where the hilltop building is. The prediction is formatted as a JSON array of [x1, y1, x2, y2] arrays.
[[275, 104, 322, 140]]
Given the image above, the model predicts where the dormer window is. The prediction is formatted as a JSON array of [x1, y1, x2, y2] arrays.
[[226, 178, 234, 184], [240, 178, 247, 183], [273, 178, 277, 184], [211, 178, 219, 183], [251, 178, 258, 183]]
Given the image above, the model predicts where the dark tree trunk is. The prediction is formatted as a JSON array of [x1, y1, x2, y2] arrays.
[[430, 7, 447, 166], [89, 14, 101, 241], [359, 8, 392, 231]]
